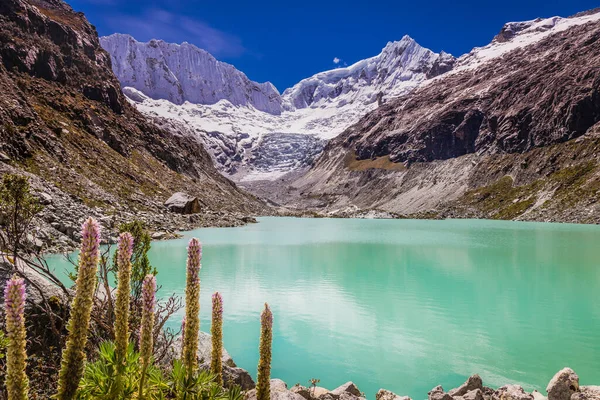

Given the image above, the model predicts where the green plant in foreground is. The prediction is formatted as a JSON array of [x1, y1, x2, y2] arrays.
[[77, 341, 167, 399], [256, 303, 273, 400], [169, 360, 243, 400], [138, 274, 157, 400], [56, 217, 101, 400], [211, 292, 224, 387], [4, 275, 28, 400], [182, 238, 202, 380]]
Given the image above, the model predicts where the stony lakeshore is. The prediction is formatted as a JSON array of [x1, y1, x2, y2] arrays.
[[197, 334, 590, 400]]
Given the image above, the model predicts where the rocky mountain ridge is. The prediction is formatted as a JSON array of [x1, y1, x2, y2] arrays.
[[0, 0, 268, 252], [286, 11, 600, 223]]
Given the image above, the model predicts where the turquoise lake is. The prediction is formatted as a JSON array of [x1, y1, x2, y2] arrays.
[[46, 217, 600, 399]]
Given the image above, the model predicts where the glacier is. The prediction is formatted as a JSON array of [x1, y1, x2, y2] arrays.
[[101, 34, 454, 180], [100, 10, 600, 182]]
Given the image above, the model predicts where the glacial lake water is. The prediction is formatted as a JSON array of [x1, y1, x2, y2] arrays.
[[46, 217, 600, 399]]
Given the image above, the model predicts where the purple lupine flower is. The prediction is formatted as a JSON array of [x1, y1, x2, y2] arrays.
[[4, 276, 26, 327], [79, 217, 101, 271], [186, 238, 202, 277], [117, 232, 134, 267]]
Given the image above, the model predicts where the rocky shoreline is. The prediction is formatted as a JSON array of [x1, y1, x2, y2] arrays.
[[193, 333, 589, 400]]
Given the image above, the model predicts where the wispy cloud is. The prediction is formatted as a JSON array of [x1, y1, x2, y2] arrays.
[[107, 8, 245, 58], [333, 57, 347, 67]]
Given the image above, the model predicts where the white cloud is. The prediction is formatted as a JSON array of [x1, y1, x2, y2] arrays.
[[333, 57, 341, 64]]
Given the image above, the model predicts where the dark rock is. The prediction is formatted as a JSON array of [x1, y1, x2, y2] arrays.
[[547, 368, 580, 400]]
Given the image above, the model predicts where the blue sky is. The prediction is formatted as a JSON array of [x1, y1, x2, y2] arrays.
[[71, 0, 599, 91]]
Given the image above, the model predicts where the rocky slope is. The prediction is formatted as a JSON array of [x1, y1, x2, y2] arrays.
[[0, 0, 268, 251], [287, 11, 600, 223], [102, 35, 454, 180]]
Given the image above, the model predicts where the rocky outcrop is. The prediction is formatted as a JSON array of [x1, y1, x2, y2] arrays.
[[288, 11, 600, 223], [164, 192, 202, 214]]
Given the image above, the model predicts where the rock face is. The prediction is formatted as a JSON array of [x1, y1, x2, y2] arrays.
[[164, 192, 201, 214], [100, 34, 283, 114], [547, 368, 580, 400], [493, 385, 534, 400], [289, 10, 600, 223], [0, 0, 267, 241]]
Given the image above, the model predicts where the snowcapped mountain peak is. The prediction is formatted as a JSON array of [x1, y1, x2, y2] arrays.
[[100, 33, 283, 114], [281, 36, 454, 111]]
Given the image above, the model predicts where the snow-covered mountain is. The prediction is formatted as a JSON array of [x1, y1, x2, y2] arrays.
[[101, 11, 599, 182], [102, 34, 453, 180], [281, 36, 455, 111], [100, 34, 282, 114]]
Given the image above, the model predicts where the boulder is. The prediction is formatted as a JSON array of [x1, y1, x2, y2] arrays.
[[199, 362, 255, 390], [429, 386, 453, 400], [450, 375, 483, 397], [572, 386, 600, 400], [164, 192, 201, 214], [377, 389, 411, 400], [493, 385, 533, 400], [331, 382, 363, 398], [151, 231, 167, 240], [246, 379, 305, 400], [547, 368, 579, 400]]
